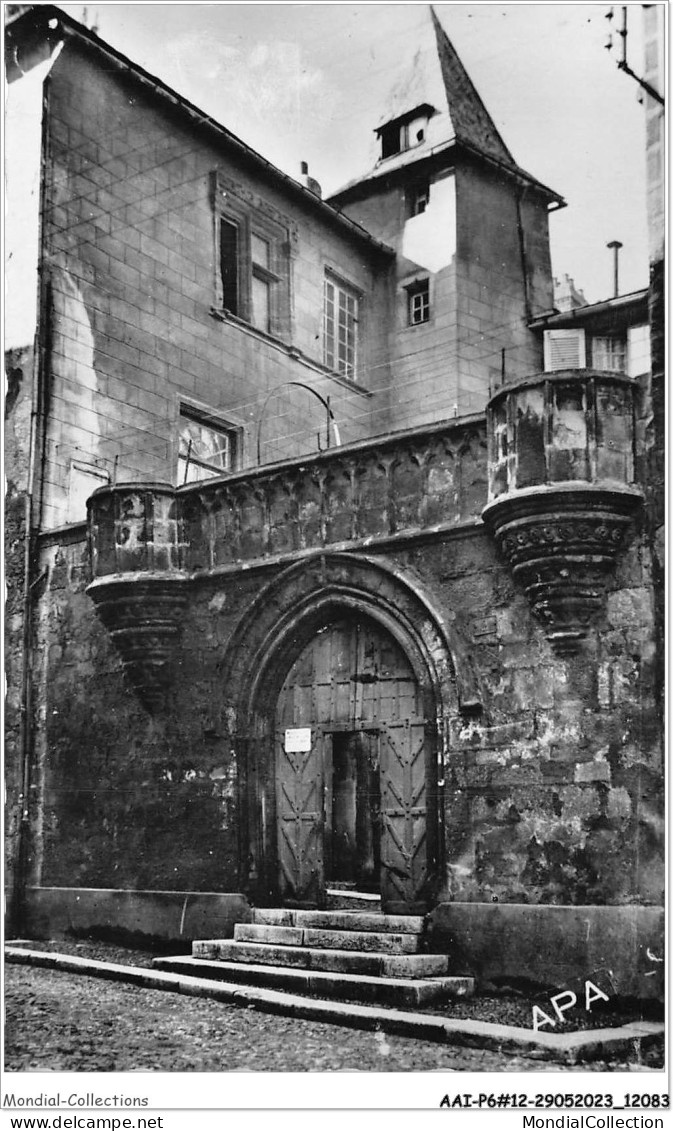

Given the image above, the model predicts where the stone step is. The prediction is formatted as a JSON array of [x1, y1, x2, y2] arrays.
[[326, 888, 382, 911], [153, 955, 473, 1008], [234, 923, 420, 953], [251, 908, 425, 935], [192, 940, 448, 978]]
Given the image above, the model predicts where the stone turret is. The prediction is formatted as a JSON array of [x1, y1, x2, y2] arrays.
[[482, 369, 643, 649]]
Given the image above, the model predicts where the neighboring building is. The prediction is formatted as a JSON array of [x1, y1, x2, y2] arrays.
[[532, 288, 651, 378], [552, 274, 588, 314], [4, 5, 663, 999]]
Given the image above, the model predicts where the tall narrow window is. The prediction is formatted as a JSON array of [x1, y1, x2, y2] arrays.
[[380, 122, 403, 159], [627, 324, 651, 377], [220, 219, 239, 316], [250, 233, 272, 332], [324, 275, 359, 380]]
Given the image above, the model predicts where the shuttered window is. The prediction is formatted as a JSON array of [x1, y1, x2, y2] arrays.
[[543, 329, 586, 371]]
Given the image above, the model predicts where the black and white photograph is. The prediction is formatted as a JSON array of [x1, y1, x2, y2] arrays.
[[3, 0, 666, 1116]]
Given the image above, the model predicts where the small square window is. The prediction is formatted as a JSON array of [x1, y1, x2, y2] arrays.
[[178, 410, 239, 484], [408, 279, 430, 325], [591, 335, 627, 373]]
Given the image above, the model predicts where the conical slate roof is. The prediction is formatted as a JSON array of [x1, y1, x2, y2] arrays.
[[330, 6, 560, 204]]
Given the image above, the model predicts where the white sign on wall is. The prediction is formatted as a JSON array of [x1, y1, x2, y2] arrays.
[[284, 727, 312, 753]]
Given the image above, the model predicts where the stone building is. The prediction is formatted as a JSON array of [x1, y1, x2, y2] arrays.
[[5, 5, 664, 998]]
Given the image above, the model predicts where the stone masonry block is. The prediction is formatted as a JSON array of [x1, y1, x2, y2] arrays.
[[574, 761, 611, 784]]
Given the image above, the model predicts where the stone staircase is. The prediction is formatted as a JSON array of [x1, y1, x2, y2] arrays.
[[153, 907, 474, 1008]]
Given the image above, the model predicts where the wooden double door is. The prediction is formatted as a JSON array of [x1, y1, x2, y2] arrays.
[[274, 617, 437, 913]]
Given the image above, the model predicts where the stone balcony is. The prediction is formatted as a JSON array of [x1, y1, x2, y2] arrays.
[[87, 415, 486, 708], [481, 369, 643, 649]]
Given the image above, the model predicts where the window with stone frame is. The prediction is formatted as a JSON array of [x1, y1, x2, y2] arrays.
[[323, 273, 360, 380], [212, 172, 293, 340], [178, 407, 241, 484]]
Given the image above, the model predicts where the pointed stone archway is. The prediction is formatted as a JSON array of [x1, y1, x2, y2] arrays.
[[220, 552, 480, 912]]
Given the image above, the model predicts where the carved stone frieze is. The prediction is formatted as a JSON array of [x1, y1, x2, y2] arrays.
[[176, 418, 485, 570], [86, 419, 488, 709], [211, 170, 299, 246]]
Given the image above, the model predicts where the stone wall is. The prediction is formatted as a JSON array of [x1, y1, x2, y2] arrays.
[[39, 38, 394, 530], [27, 533, 245, 894], [455, 159, 552, 401], [4, 344, 35, 929], [23, 411, 663, 910]]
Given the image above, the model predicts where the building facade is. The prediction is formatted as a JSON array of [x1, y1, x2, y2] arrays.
[[5, 5, 664, 996]]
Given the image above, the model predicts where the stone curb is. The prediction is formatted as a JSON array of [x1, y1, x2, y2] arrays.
[[5, 947, 664, 1065]]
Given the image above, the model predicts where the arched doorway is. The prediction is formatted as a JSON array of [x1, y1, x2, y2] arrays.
[[220, 553, 481, 914], [275, 616, 434, 912]]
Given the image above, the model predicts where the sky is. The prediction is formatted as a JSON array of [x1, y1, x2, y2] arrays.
[[59, 1, 656, 303]]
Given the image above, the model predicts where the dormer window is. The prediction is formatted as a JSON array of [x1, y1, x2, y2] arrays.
[[376, 104, 435, 161]]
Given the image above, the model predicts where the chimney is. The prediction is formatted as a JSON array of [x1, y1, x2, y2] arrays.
[[607, 240, 623, 297], [300, 161, 322, 199]]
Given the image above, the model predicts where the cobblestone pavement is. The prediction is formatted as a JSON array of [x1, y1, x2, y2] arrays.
[[4, 966, 661, 1073]]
